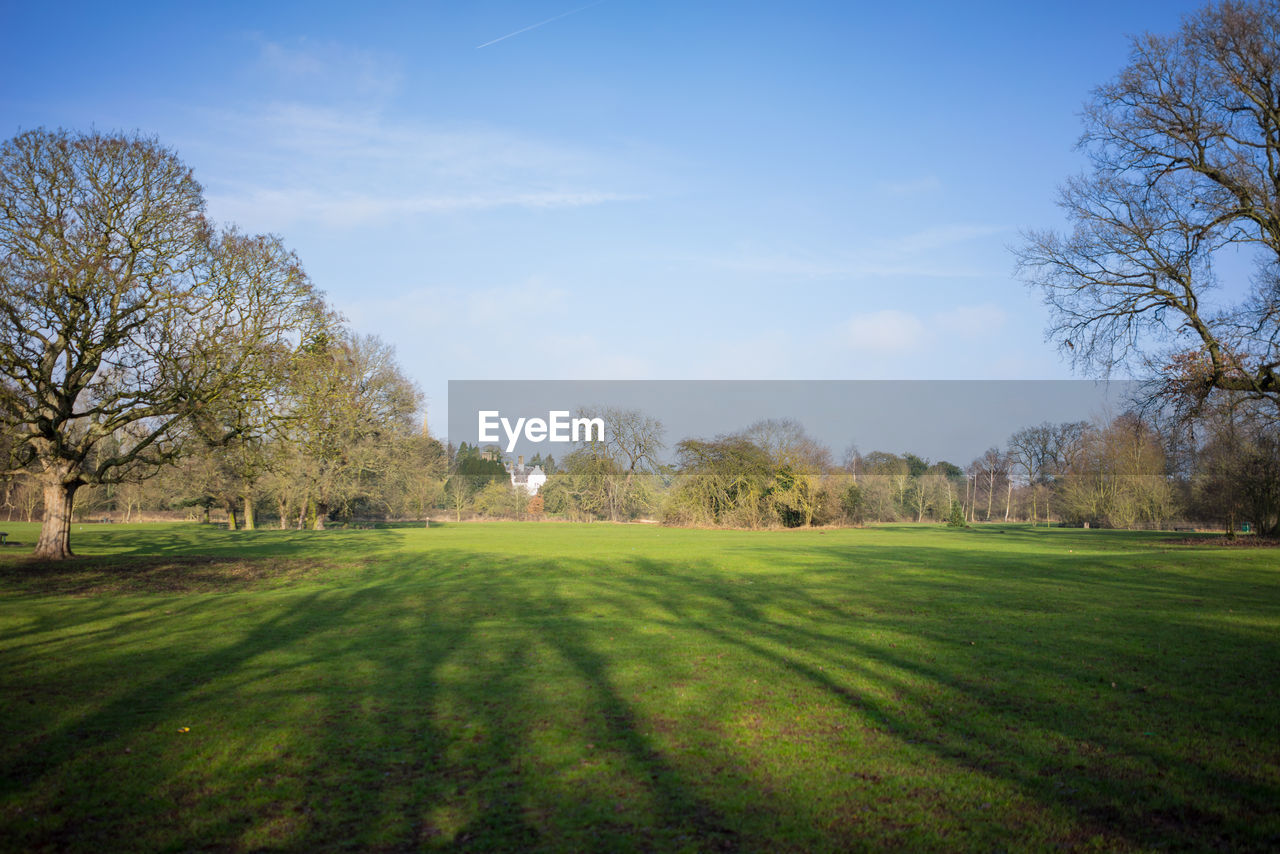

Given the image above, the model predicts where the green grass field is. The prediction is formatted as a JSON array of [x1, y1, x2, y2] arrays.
[[1, 521, 1278, 852]]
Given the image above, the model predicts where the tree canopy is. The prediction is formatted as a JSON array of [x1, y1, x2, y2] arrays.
[[0, 128, 325, 558]]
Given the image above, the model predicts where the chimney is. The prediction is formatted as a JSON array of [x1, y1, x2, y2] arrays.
[[518, 455, 524, 467]]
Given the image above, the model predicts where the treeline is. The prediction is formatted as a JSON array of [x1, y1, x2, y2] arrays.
[[536, 408, 1276, 533], [8, 394, 1275, 536], [0, 324, 446, 530]]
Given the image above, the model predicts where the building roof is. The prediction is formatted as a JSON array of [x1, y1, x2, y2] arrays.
[[508, 464, 545, 485]]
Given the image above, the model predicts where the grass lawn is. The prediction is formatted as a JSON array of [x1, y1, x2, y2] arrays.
[[1, 521, 1278, 852]]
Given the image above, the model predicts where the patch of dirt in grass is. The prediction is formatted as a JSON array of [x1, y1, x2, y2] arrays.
[[0, 554, 343, 596]]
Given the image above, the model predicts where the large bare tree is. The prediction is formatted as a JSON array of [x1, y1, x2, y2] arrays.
[[0, 129, 323, 558], [1017, 0, 1280, 413]]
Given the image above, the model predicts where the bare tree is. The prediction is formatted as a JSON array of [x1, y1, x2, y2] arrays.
[[1058, 414, 1180, 529], [1016, 1, 1280, 414], [280, 332, 420, 528], [602, 407, 666, 477], [1189, 396, 1280, 533], [0, 129, 323, 558], [561, 406, 664, 522], [1007, 422, 1088, 524], [392, 430, 448, 522], [969, 447, 1010, 522], [859, 452, 908, 522], [745, 418, 831, 472]]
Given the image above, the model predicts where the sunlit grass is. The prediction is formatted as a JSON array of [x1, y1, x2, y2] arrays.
[[1, 521, 1277, 851]]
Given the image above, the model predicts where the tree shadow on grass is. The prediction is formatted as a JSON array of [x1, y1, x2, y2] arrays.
[[609, 543, 1280, 850], [0, 554, 338, 597], [1, 548, 783, 852], [2, 589, 356, 849], [75, 524, 400, 560], [2, 532, 1278, 851], [271, 556, 758, 852]]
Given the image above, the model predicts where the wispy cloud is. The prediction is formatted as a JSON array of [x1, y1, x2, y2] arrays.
[[842, 303, 1009, 353], [206, 184, 638, 229], [175, 36, 645, 229], [844, 309, 928, 353], [533, 333, 656, 379], [189, 106, 641, 230], [340, 280, 569, 332], [476, 1, 607, 49], [883, 224, 1006, 255], [707, 223, 1008, 280], [250, 36, 403, 103], [336, 280, 654, 383], [712, 253, 986, 279], [932, 303, 1009, 336]]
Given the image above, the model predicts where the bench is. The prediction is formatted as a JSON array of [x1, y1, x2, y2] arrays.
[[0, 532, 7, 545]]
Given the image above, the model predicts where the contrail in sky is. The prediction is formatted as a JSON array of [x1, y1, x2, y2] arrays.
[[476, 1, 607, 49]]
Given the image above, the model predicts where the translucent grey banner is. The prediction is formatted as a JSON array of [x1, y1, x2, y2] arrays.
[[447, 380, 1141, 467]]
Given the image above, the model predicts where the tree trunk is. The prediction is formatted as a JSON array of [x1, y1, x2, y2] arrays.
[[35, 477, 80, 560], [278, 497, 289, 530], [242, 494, 255, 530], [310, 500, 327, 530], [227, 502, 239, 531]]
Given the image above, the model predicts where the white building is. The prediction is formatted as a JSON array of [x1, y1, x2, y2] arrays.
[[505, 456, 547, 495]]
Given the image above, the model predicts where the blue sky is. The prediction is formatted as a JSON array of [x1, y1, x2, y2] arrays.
[[1, 0, 1208, 435]]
